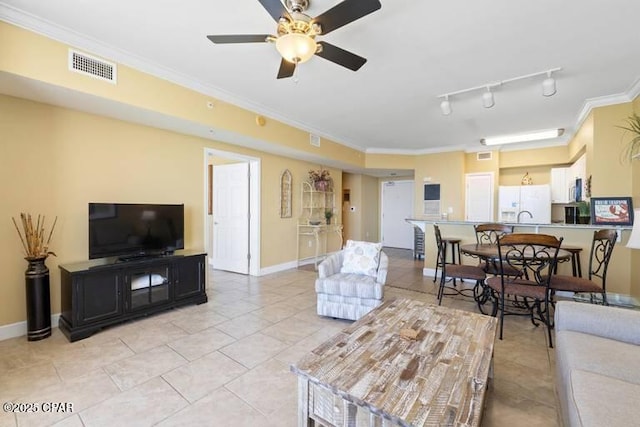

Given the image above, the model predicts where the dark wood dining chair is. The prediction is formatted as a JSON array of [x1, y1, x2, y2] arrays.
[[550, 229, 617, 305], [474, 223, 514, 245], [485, 233, 563, 348], [434, 225, 486, 306]]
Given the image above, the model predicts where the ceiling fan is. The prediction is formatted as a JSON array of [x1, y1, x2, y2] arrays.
[[207, 0, 382, 79]]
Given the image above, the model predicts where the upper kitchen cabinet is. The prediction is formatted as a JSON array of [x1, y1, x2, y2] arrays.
[[551, 167, 570, 203], [550, 154, 587, 203]]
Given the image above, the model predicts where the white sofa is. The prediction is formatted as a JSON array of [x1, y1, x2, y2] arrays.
[[554, 301, 640, 427], [315, 244, 388, 321]]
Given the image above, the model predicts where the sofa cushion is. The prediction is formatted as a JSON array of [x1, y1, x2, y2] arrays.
[[557, 330, 640, 385], [340, 240, 382, 278], [316, 273, 384, 299], [570, 369, 640, 427]]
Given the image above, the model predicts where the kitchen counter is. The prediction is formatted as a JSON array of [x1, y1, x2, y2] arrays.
[[406, 218, 631, 233], [404, 218, 632, 295]]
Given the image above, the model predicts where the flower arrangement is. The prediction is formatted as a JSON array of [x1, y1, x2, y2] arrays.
[[12, 213, 57, 260], [308, 168, 331, 183], [308, 168, 332, 191]]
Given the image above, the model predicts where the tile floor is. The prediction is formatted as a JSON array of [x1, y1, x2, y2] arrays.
[[0, 249, 559, 427]]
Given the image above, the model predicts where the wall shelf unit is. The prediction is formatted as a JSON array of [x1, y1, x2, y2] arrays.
[[297, 181, 343, 268]]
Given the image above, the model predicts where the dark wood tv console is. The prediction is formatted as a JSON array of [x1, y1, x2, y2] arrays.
[[58, 250, 207, 342]]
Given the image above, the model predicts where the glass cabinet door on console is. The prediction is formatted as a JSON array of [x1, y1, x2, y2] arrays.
[[126, 265, 170, 310]]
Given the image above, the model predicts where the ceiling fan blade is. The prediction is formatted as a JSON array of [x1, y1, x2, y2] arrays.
[[277, 59, 296, 79], [257, 0, 290, 22], [312, 0, 381, 35], [315, 42, 366, 71], [207, 35, 270, 44]]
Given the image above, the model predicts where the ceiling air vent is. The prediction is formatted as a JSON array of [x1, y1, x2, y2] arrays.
[[68, 49, 117, 83], [477, 151, 493, 161], [309, 134, 320, 147]]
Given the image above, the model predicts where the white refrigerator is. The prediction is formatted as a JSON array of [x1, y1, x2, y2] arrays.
[[498, 185, 551, 224]]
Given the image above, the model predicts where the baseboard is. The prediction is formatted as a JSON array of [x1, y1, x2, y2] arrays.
[[259, 260, 300, 276], [0, 313, 60, 342], [259, 252, 339, 276]]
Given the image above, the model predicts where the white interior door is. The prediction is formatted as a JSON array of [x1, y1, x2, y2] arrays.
[[465, 173, 494, 222], [381, 181, 414, 249], [212, 163, 249, 274]]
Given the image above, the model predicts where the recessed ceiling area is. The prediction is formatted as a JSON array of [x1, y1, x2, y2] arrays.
[[1, 0, 640, 154]]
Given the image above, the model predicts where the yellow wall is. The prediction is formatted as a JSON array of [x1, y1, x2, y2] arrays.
[[0, 94, 342, 326], [361, 175, 380, 241], [0, 21, 365, 170], [414, 152, 465, 220], [342, 173, 362, 241]]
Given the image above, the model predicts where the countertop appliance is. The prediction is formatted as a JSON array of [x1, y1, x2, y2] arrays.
[[498, 185, 551, 224], [565, 206, 578, 224]]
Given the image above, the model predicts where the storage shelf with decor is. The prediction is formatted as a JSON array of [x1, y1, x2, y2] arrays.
[[297, 179, 342, 269]]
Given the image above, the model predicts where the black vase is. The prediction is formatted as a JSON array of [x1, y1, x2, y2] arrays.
[[25, 257, 51, 341]]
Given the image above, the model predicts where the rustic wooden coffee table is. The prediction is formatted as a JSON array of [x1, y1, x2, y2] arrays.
[[291, 298, 498, 427]]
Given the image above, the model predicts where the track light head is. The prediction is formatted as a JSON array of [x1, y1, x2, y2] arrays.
[[482, 88, 494, 108], [542, 71, 556, 97], [440, 96, 452, 115]]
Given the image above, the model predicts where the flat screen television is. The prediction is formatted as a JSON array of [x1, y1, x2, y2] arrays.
[[89, 203, 184, 260]]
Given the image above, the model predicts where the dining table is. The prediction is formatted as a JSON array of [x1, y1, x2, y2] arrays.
[[459, 243, 573, 315], [459, 243, 573, 263]]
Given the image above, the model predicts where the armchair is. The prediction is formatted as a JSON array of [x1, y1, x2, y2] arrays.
[[315, 241, 388, 321]]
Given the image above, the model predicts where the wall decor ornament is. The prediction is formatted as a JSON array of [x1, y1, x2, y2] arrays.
[[280, 169, 292, 218]]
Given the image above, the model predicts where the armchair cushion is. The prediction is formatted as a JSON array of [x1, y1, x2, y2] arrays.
[[340, 240, 382, 278], [315, 273, 384, 300]]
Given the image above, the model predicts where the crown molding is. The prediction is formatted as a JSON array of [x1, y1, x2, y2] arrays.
[[574, 77, 640, 132], [0, 4, 366, 153]]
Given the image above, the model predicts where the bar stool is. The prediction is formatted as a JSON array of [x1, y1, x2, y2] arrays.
[[554, 245, 583, 277], [433, 233, 462, 283], [563, 246, 583, 277]]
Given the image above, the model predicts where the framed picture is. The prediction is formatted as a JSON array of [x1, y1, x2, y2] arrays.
[[590, 197, 634, 226]]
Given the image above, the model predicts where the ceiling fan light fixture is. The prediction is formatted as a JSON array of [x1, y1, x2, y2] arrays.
[[275, 33, 317, 64]]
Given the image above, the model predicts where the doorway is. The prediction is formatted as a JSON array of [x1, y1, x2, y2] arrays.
[[204, 148, 260, 275], [381, 180, 414, 249]]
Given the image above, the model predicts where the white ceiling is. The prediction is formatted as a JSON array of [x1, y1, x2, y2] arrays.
[[2, 0, 640, 156]]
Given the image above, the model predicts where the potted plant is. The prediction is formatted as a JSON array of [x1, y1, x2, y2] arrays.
[[325, 209, 334, 225], [619, 113, 640, 161], [576, 200, 591, 224]]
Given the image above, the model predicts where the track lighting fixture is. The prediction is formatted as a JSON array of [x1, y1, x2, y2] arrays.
[[440, 96, 452, 115], [542, 71, 557, 97], [482, 88, 494, 108], [437, 67, 561, 115]]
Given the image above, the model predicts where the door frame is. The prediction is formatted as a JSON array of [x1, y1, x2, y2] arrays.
[[204, 148, 260, 276], [380, 179, 415, 248]]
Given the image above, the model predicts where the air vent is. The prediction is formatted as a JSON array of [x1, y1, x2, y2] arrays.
[[309, 134, 320, 147], [477, 151, 493, 161], [68, 49, 117, 83]]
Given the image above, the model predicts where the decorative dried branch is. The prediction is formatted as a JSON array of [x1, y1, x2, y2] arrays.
[[12, 213, 58, 259]]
